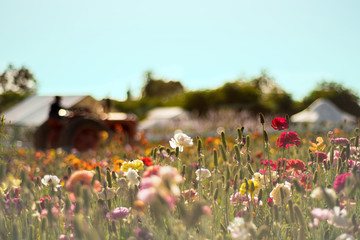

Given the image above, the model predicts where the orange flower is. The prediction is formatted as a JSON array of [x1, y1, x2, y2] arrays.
[[133, 200, 146, 213], [65, 170, 101, 201]]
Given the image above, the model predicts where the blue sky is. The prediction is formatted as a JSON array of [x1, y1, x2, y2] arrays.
[[1, 0, 359, 101]]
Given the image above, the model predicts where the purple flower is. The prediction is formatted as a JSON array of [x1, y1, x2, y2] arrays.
[[4, 198, 22, 216], [134, 227, 153, 240], [330, 138, 350, 145], [107, 207, 129, 221]]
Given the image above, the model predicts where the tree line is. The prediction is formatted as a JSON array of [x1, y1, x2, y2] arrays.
[[1, 66, 359, 120], [115, 71, 360, 119]]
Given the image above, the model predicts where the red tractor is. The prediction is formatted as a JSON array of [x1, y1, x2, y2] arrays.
[[33, 107, 137, 152]]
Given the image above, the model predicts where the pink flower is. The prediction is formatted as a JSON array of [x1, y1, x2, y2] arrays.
[[267, 197, 274, 207], [137, 188, 157, 204], [333, 173, 352, 191], [271, 117, 289, 131], [107, 207, 130, 221], [311, 208, 333, 221], [230, 192, 247, 206], [276, 131, 301, 148], [331, 138, 350, 145], [202, 205, 212, 216]]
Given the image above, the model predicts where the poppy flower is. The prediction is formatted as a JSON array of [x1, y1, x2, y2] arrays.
[[271, 117, 289, 131]]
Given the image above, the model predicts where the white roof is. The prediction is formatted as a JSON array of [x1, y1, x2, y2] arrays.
[[291, 98, 357, 123], [2, 95, 92, 126], [139, 107, 189, 130]]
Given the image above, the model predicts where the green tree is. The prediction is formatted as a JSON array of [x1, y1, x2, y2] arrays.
[[0, 64, 37, 112], [141, 71, 184, 99]]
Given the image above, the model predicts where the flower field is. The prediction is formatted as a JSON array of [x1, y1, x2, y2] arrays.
[[1, 115, 360, 240]]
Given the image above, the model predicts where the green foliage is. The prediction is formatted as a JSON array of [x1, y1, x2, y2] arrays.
[[141, 71, 184, 99], [0, 91, 30, 112], [0, 64, 37, 112]]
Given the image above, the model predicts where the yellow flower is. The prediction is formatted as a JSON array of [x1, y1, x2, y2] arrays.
[[120, 160, 144, 173], [121, 162, 132, 173], [309, 137, 326, 152], [239, 180, 259, 197], [130, 160, 144, 171]]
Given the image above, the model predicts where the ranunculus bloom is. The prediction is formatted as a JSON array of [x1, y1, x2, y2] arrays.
[[330, 138, 350, 146], [65, 170, 101, 201], [286, 159, 306, 172], [125, 168, 140, 187], [142, 165, 161, 178], [313, 152, 328, 163], [107, 207, 129, 221], [310, 187, 336, 201], [271, 117, 289, 131], [141, 157, 152, 166], [169, 132, 193, 152], [182, 189, 198, 203], [121, 160, 144, 173], [41, 175, 62, 189], [270, 182, 291, 205], [239, 180, 259, 197], [276, 131, 301, 148], [195, 168, 211, 181], [333, 173, 352, 191]]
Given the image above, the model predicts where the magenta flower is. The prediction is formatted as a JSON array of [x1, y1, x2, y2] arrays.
[[276, 131, 301, 148], [271, 117, 289, 131], [333, 173, 352, 191]]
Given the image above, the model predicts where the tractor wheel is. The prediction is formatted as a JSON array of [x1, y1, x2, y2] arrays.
[[34, 122, 51, 150], [59, 118, 109, 152]]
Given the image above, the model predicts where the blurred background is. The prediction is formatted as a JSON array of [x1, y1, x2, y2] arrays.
[[1, 0, 360, 147]]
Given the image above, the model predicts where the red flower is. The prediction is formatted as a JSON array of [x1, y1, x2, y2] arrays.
[[333, 173, 352, 191], [267, 197, 274, 207], [299, 174, 312, 191], [276, 131, 301, 148], [313, 152, 328, 163], [260, 159, 273, 166], [142, 165, 160, 178], [287, 159, 306, 172], [141, 157, 153, 166], [272, 158, 289, 173], [271, 117, 289, 131]]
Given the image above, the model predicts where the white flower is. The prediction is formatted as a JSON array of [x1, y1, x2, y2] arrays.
[[269, 181, 291, 205], [335, 233, 355, 240], [227, 217, 256, 240], [329, 206, 350, 229], [195, 168, 211, 181], [310, 187, 336, 201], [41, 175, 61, 188], [169, 132, 193, 152], [125, 168, 139, 187]]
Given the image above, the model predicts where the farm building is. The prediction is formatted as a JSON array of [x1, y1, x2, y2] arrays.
[[2, 95, 105, 127], [290, 98, 357, 129]]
